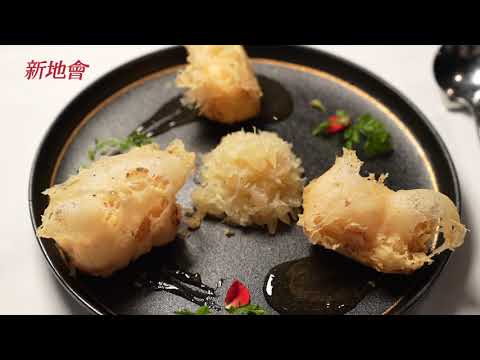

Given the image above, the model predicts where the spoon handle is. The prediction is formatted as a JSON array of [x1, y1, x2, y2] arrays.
[[474, 106, 480, 140]]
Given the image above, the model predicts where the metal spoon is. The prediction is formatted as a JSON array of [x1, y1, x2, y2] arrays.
[[434, 45, 480, 138]]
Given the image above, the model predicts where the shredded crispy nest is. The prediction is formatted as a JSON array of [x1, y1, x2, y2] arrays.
[[176, 45, 262, 124], [191, 130, 304, 234], [299, 148, 467, 274]]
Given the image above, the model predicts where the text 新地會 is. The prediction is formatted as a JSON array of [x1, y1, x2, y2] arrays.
[[25, 60, 90, 80]]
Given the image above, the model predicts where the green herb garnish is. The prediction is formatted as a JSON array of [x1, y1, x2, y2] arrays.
[[174, 304, 267, 315], [343, 125, 361, 149], [335, 110, 350, 124], [312, 121, 330, 136], [174, 305, 212, 315], [226, 304, 267, 315], [87, 132, 153, 162], [344, 114, 392, 157], [310, 99, 327, 113]]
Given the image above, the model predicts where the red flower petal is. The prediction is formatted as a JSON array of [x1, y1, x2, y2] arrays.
[[326, 114, 350, 134], [224, 280, 251, 309], [326, 123, 346, 134]]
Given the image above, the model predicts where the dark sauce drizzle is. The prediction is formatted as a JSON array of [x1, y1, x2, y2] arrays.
[[129, 75, 293, 140], [255, 75, 293, 124], [130, 96, 197, 138], [135, 267, 224, 311], [263, 247, 381, 315]]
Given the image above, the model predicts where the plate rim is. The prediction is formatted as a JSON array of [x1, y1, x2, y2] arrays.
[[28, 45, 461, 315]]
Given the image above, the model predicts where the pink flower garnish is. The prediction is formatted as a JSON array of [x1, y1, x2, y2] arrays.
[[224, 280, 251, 309]]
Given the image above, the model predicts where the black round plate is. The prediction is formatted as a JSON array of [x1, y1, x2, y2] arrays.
[[29, 46, 460, 315]]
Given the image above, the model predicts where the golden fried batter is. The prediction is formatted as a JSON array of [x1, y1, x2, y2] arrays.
[[37, 140, 195, 277], [299, 149, 466, 274]]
